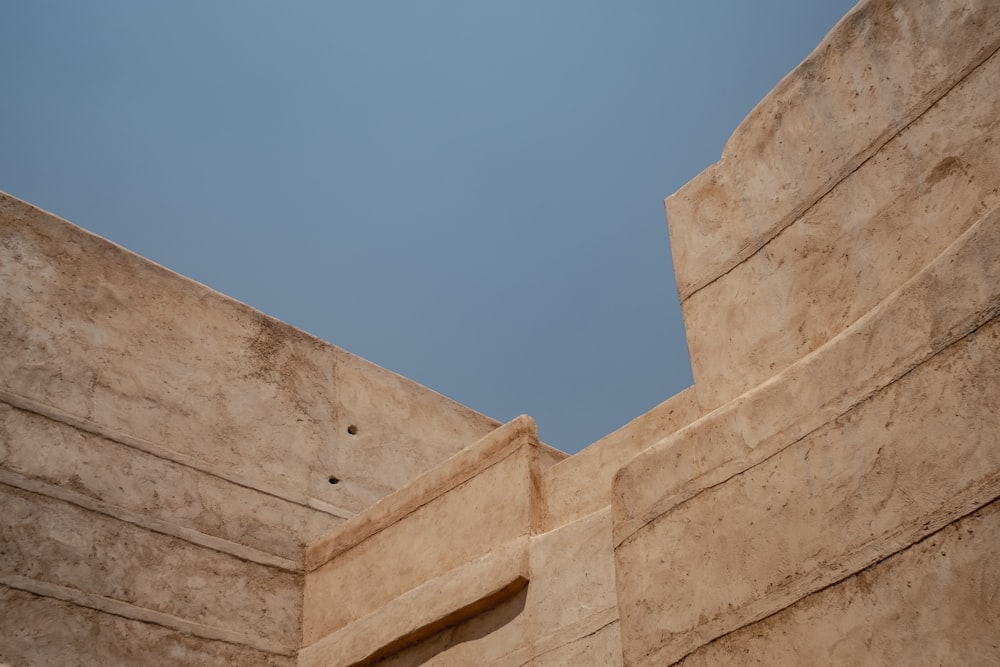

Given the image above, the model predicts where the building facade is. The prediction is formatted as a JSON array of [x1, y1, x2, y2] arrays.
[[2, 0, 999, 664]]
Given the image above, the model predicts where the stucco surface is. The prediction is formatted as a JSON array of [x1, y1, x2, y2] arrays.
[[527, 509, 618, 639], [666, 0, 1000, 302], [540, 387, 699, 530], [615, 203, 1000, 545], [372, 588, 530, 667], [302, 418, 540, 646], [0, 192, 499, 514], [0, 586, 294, 667], [0, 485, 300, 653], [301, 418, 626, 666], [299, 540, 529, 667], [616, 313, 1000, 665], [523, 622, 622, 667], [682, 44, 1000, 410], [0, 190, 507, 661], [0, 402, 332, 563], [3, 0, 998, 664], [677, 501, 1000, 666]]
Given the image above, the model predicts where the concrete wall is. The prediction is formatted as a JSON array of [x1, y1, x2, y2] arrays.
[[614, 0, 1000, 664], [3, 0, 999, 664], [0, 193, 501, 664], [667, 0, 1000, 413]]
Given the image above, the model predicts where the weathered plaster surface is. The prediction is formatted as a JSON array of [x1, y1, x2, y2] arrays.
[[0, 192, 499, 514], [615, 204, 1000, 546], [677, 500, 1000, 666], [302, 417, 543, 646], [615, 313, 1000, 665], [0, 192, 503, 662], [0, 402, 329, 563], [540, 387, 700, 531], [0, 586, 295, 666], [1, 484, 301, 653], [3, 0, 998, 664], [682, 44, 1000, 410], [667, 0, 1000, 301]]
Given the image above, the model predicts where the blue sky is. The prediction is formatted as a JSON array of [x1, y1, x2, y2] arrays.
[[1, 2, 855, 453]]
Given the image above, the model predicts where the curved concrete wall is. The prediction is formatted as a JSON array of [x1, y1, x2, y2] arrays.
[[667, 0, 1000, 412]]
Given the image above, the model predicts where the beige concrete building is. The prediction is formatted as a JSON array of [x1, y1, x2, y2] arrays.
[[2, 0, 999, 664]]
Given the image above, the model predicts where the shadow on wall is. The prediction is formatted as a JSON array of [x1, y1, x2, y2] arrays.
[[374, 587, 528, 666]]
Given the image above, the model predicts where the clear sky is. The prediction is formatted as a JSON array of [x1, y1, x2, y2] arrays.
[[1, 2, 855, 453]]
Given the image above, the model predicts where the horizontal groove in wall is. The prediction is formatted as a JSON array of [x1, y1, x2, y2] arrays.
[[617, 201, 1000, 547], [672, 497, 1000, 665], [678, 32, 1000, 302], [0, 468, 302, 573], [0, 574, 295, 657], [0, 388, 356, 520], [485, 606, 620, 667], [617, 311, 1000, 666]]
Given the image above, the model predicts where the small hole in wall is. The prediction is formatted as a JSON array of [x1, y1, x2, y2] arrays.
[[347, 425, 358, 435], [328, 476, 340, 485]]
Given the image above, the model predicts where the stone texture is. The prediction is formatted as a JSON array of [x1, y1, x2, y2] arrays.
[[677, 501, 1000, 666], [0, 485, 301, 653], [2, 1, 998, 664], [540, 388, 700, 530], [302, 417, 542, 646], [0, 402, 334, 562], [0, 586, 294, 667], [0, 192, 499, 513], [666, 0, 1000, 302], [682, 45, 1000, 410], [615, 314, 1000, 665]]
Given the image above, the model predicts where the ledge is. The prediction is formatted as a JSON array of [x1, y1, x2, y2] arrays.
[[305, 415, 539, 572], [298, 538, 529, 667], [614, 203, 1000, 545]]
